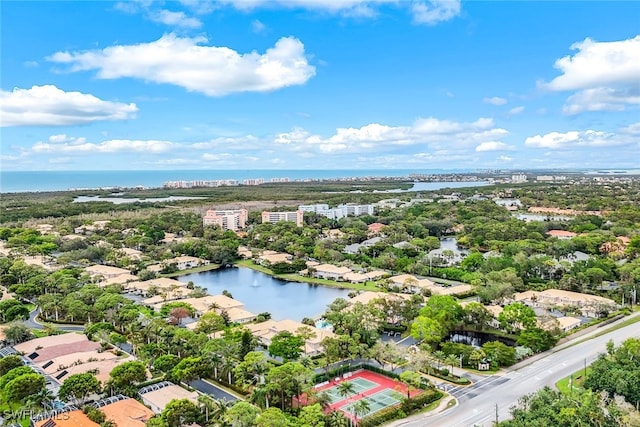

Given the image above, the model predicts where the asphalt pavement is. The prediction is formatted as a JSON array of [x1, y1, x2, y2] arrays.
[[388, 315, 640, 427]]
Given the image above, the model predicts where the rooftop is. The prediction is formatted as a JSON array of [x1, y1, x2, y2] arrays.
[[35, 410, 100, 427], [100, 397, 155, 427], [140, 384, 199, 412]]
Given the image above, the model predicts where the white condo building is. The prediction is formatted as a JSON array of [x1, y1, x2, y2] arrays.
[[203, 209, 248, 231], [261, 210, 304, 227], [298, 203, 375, 220]]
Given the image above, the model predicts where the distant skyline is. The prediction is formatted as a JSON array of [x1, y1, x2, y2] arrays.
[[1, 1, 639, 171]]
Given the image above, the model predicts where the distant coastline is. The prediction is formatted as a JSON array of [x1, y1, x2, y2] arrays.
[[0, 169, 475, 193]]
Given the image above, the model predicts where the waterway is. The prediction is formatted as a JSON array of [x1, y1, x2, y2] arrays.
[[177, 267, 351, 321]]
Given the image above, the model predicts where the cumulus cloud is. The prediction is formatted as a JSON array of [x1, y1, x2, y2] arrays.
[[525, 125, 638, 149], [475, 141, 514, 152], [0, 85, 138, 127], [149, 9, 202, 28], [411, 0, 461, 25], [48, 34, 316, 96], [483, 96, 508, 106], [542, 35, 640, 114], [274, 116, 508, 154]]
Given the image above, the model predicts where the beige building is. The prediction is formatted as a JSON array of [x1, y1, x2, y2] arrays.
[[261, 210, 304, 227], [139, 382, 199, 414], [100, 397, 155, 427], [203, 209, 249, 231], [246, 319, 335, 356], [159, 255, 209, 271], [152, 294, 245, 315], [86, 265, 131, 279], [513, 289, 617, 317], [125, 278, 186, 295], [311, 264, 352, 281], [257, 250, 293, 265]]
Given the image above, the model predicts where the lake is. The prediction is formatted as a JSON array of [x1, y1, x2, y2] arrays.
[[177, 267, 351, 321]]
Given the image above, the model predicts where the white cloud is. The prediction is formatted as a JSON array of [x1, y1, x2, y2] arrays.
[[274, 116, 508, 154], [542, 35, 640, 114], [498, 155, 513, 162], [149, 9, 202, 28], [0, 85, 138, 127], [251, 19, 267, 34], [483, 96, 508, 106], [508, 106, 525, 115], [32, 139, 176, 153], [621, 122, 640, 135], [48, 34, 316, 97], [219, 0, 394, 16], [563, 87, 640, 114], [411, 0, 461, 25], [475, 141, 514, 152], [525, 127, 636, 150]]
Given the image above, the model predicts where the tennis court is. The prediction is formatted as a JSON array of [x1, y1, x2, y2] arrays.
[[340, 388, 403, 418], [322, 377, 378, 403]]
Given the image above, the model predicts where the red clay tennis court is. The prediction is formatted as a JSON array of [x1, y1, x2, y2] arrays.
[[309, 369, 422, 421]]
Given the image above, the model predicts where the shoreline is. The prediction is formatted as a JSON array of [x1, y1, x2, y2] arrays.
[[233, 259, 382, 292]]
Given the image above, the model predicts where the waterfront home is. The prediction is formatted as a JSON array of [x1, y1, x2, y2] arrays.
[[246, 319, 335, 357], [160, 255, 209, 271], [141, 288, 191, 305], [238, 246, 252, 259], [343, 270, 387, 283], [152, 294, 245, 316], [257, 250, 293, 265], [139, 382, 199, 414], [125, 277, 187, 296], [311, 264, 352, 281]]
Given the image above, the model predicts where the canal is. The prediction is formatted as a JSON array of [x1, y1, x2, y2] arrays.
[[177, 266, 351, 321]]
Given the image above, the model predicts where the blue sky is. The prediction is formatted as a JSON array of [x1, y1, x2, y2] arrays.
[[1, 1, 639, 171]]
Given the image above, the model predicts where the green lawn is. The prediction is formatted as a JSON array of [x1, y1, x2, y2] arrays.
[[235, 259, 382, 292], [556, 367, 592, 394]]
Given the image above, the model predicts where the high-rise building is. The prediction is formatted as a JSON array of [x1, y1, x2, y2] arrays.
[[261, 210, 304, 227], [203, 209, 248, 231]]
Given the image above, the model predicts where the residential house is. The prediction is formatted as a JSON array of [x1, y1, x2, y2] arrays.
[[99, 396, 155, 427], [513, 289, 617, 317], [367, 223, 386, 235], [311, 264, 352, 281], [257, 250, 293, 265], [86, 265, 131, 280], [125, 278, 186, 296], [547, 230, 578, 239], [246, 319, 335, 356], [139, 382, 199, 414], [160, 255, 209, 271]]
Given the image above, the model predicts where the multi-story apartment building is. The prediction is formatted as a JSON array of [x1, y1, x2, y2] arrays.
[[261, 210, 304, 227], [298, 203, 375, 220], [203, 209, 248, 231]]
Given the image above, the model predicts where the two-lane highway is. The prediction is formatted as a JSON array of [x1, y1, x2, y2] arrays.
[[391, 318, 640, 427]]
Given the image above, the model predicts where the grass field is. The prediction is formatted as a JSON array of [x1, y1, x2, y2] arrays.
[[556, 367, 592, 394]]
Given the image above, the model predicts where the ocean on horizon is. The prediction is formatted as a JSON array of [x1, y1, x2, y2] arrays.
[[0, 169, 468, 193]]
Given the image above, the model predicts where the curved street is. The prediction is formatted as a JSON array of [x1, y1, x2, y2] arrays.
[[389, 314, 640, 427], [23, 307, 85, 332]]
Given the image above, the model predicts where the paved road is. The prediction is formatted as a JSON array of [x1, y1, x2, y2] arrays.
[[24, 307, 84, 332], [391, 318, 640, 427], [189, 379, 239, 402]]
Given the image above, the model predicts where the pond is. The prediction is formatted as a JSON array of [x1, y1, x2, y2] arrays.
[[177, 267, 351, 321]]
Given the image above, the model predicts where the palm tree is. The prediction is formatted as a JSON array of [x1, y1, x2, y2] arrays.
[[353, 399, 371, 425], [433, 350, 446, 370], [336, 381, 357, 427], [337, 381, 356, 402], [444, 354, 459, 375], [249, 384, 270, 409]]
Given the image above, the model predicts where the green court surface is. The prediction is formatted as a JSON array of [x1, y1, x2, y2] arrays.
[[340, 389, 403, 418], [321, 377, 379, 403]]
